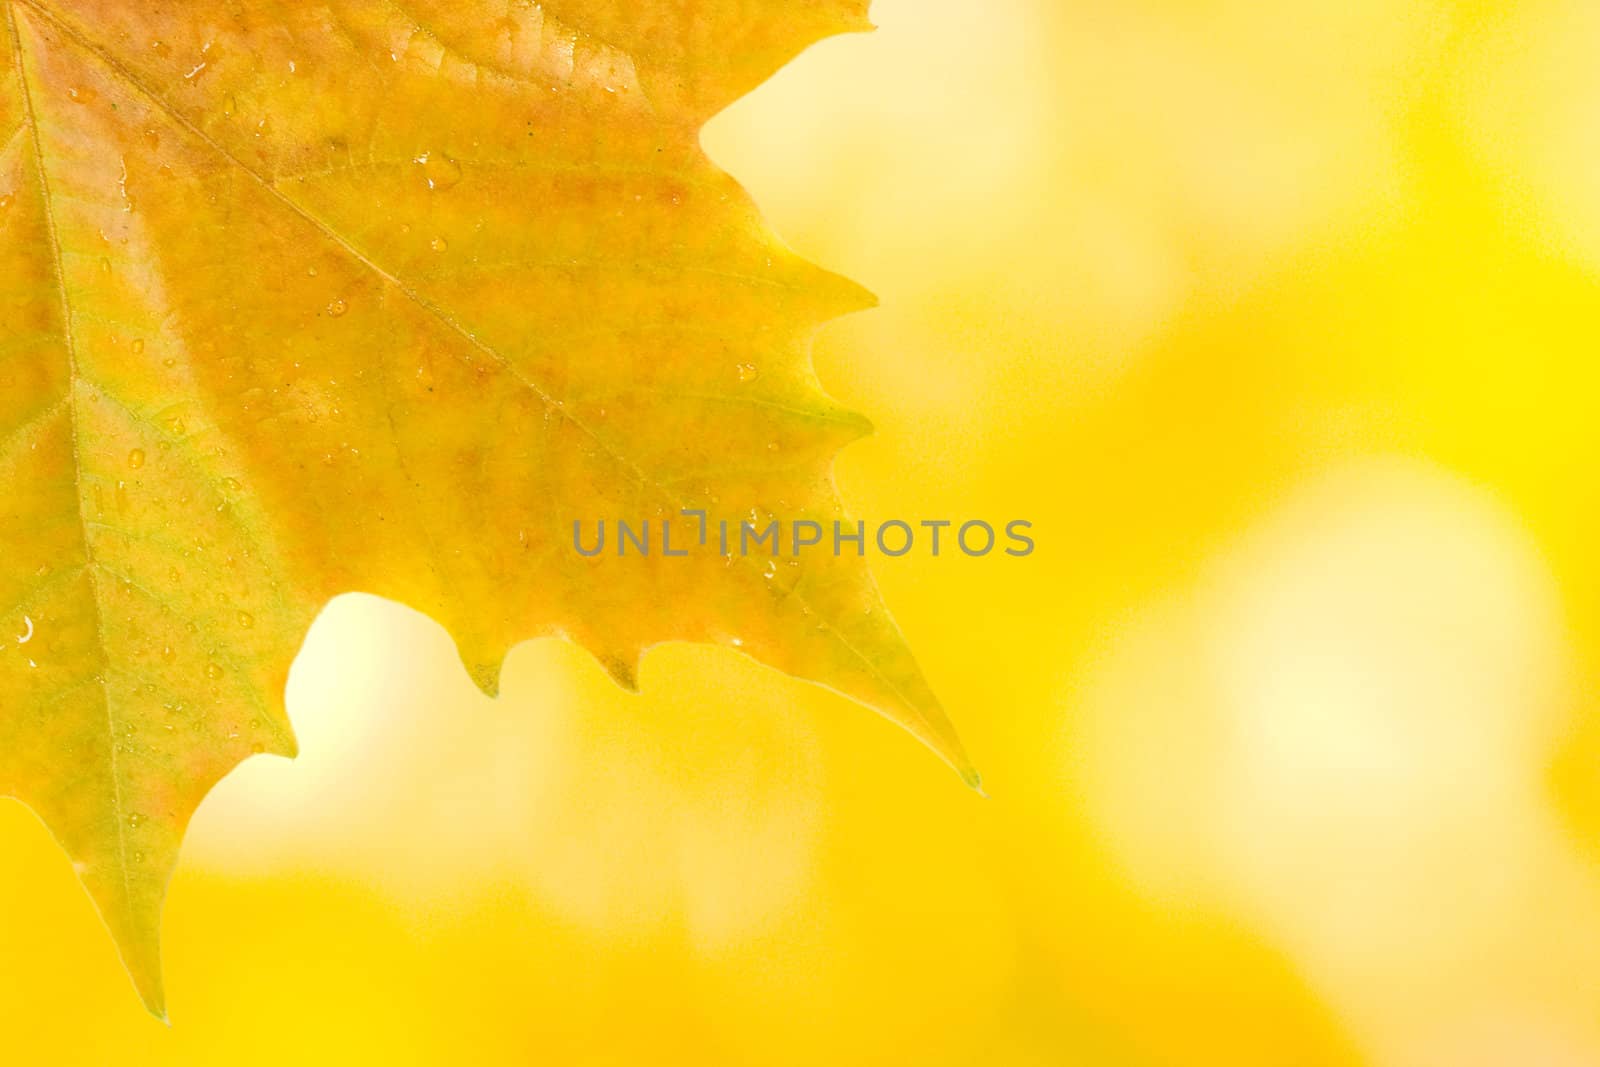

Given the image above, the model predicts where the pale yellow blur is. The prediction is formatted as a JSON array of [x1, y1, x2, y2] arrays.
[[6, 0, 1600, 1062]]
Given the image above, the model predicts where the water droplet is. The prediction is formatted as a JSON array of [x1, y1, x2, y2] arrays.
[[130, 338, 145, 355], [222, 94, 237, 117], [17, 615, 34, 644], [430, 236, 447, 252], [205, 662, 223, 680], [67, 86, 97, 105], [0, 194, 12, 211], [735, 362, 758, 383], [127, 448, 145, 469], [413, 152, 463, 190], [325, 298, 348, 318], [150, 40, 170, 57], [161, 644, 175, 661], [237, 611, 254, 629], [162, 357, 176, 368], [221, 477, 241, 492]]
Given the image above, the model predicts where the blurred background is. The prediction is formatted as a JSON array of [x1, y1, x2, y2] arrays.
[[6, 0, 1600, 1062]]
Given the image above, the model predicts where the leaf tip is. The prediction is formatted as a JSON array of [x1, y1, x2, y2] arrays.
[[83, 870, 170, 1022], [598, 652, 642, 694], [466, 661, 502, 699], [796, 261, 877, 321], [829, 273, 879, 318], [911, 714, 984, 796], [454, 636, 509, 698], [267, 724, 300, 761], [840, 1, 878, 35], [124, 947, 168, 1023], [839, 409, 875, 443]]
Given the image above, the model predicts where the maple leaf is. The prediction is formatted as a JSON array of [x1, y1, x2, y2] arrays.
[[0, 0, 975, 1017]]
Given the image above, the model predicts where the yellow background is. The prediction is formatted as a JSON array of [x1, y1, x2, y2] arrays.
[[6, 0, 1600, 1062]]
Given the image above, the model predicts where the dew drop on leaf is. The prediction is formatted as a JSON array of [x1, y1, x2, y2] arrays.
[[414, 152, 463, 190]]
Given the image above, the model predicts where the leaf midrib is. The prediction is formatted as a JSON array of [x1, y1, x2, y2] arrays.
[[4, 0, 136, 915]]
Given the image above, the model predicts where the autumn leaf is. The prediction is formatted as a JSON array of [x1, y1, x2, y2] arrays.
[[0, 0, 975, 1018]]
